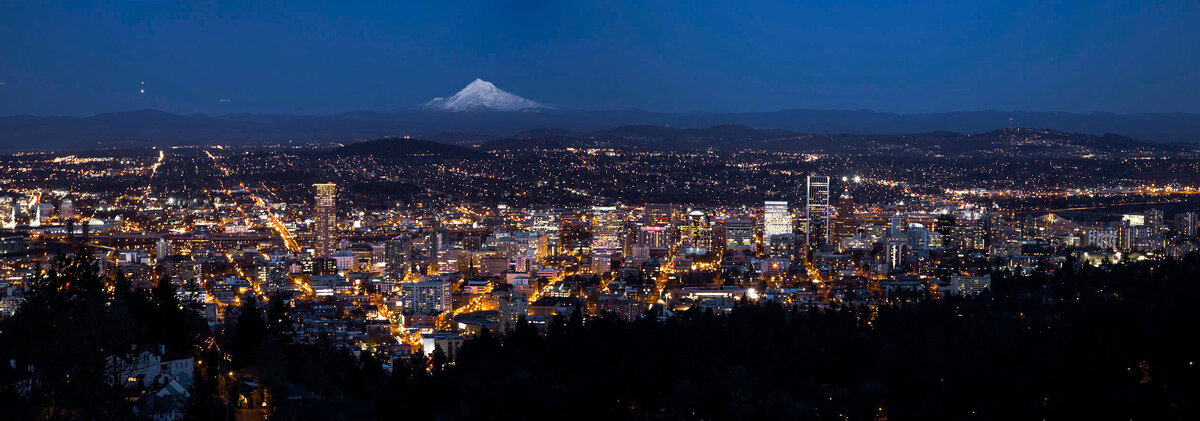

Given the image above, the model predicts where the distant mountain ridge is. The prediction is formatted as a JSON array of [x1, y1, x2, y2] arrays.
[[329, 137, 489, 160], [2, 108, 1200, 152], [480, 125, 1175, 157], [305, 125, 1178, 166]]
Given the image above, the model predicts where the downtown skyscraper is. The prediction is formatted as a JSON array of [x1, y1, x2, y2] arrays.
[[591, 206, 622, 253], [313, 183, 338, 257], [530, 210, 562, 255], [831, 187, 858, 247], [806, 175, 830, 249], [763, 201, 791, 240]]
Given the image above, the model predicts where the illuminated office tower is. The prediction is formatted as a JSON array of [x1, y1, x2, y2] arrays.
[[156, 238, 171, 261], [38, 203, 54, 222], [58, 199, 75, 220], [686, 210, 713, 253], [644, 203, 675, 226], [385, 235, 411, 273], [0, 197, 13, 228], [763, 201, 791, 240], [621, 220, 638, 256], [768, 233, 798, 260], [888, 214, 905, 238], [530, 210, 562, 254], [907, 223, 929, 251], [805, 175, 830, 249], [638, 204, 673, 255], [1146, 209, 1164, 234], [313, 183, 338, 257], [33, 203, 53, 227], [637, 225, 670, 249], [591, 206, 622, 253], [1175, 212, 1198, 237], [831, 188, 858, 246], [935, 215, 956, 248], [725, 216, 754, 247]]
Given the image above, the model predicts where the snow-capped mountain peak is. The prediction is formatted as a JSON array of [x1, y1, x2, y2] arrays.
[[423, 79, 551, 112]]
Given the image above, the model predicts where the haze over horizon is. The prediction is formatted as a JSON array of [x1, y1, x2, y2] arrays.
[[2, 1, 1199, 117]]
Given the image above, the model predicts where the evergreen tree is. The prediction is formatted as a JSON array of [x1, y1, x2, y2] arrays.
[[0, 254, 139, 419]]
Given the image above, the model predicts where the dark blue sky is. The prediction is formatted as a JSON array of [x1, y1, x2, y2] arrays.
[[1, 1, 1198, 116]]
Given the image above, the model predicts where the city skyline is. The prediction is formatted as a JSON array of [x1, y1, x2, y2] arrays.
[[0, 119, 1197, 419], [2, 2, 1199, 419]]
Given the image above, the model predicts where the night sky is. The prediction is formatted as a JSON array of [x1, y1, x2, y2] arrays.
[[1, 1, 1198, 116]]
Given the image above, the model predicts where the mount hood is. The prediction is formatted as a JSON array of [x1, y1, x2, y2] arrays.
[[423, 79, 551, 112]]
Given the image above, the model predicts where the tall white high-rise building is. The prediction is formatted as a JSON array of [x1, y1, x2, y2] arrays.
[[530, 210, 561, 253], [590, 206, 621, 253], [806, 176, 830, 249], [763, 201, 791, 239]]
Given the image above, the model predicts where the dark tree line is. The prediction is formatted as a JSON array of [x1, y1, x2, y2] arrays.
[[371, 255, 1200, 419], [0, 254, 210, 420], [228, 254, 1200, 420], [4, 253, 1200, 419]]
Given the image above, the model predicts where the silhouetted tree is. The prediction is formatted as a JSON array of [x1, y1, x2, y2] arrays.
[[0, 254, 139, 419]]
